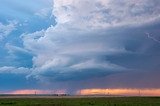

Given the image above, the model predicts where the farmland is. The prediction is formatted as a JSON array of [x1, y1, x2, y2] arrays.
[[0, 96, 160, 106]]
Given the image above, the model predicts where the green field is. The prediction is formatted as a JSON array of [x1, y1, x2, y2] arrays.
[[0, 97, 160, 106]]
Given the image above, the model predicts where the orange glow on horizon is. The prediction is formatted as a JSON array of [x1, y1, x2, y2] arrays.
[[78, 88, 160, 96], [6, 89, 66, 95], [1, 88, 160, 96]]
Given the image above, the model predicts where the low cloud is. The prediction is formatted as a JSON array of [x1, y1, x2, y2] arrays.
[[22, 27, 127, 81]]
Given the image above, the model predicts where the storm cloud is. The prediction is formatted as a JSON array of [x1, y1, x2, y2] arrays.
[[0, 0, 160, 92], [20, 0, 160, 86]]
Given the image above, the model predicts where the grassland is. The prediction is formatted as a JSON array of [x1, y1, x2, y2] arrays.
[[0, 96, 160, 106]]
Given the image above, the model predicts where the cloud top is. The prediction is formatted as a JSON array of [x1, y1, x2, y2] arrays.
[[53, 0, 160, 29]]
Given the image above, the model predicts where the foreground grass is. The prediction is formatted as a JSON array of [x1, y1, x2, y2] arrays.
[[0, 97, 160, 106]]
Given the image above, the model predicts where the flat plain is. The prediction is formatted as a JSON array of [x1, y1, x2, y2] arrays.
[[0, 96, 160, 106]]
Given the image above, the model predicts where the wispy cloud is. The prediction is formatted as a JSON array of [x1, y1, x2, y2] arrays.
[[35, 8, 52, 18], [0, 21, 17, 40], [0, 66, 31, 74], [145, 32, 160, 43]]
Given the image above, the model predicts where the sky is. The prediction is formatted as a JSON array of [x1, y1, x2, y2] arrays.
[[0, 0, 160, 96]]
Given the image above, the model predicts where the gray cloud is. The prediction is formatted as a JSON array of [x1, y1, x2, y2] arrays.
[[22, 27, 128, 81]]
